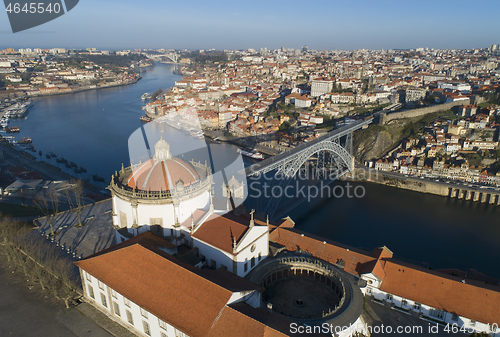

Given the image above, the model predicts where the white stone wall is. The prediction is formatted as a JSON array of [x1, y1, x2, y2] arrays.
[[113, 191, 210, 230], [192, 226, 269, 278], [80, 269, 190, 337]]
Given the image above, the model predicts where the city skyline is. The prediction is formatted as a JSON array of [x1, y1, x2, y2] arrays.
[[1, 0, 500, 51]]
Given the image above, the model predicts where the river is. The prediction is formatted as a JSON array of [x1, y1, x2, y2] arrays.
[[8, 64, 500, 278]]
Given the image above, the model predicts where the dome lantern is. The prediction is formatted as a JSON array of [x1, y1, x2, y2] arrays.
[[153, 138, 172, 162]]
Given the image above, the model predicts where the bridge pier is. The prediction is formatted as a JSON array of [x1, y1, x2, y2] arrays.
[[473, 191, 480, 202], [481, 193, 488, 203], [465, 190, 471, 201], [497, 195, 500, 205], [489, 194, 496, 204], [458, 190, 464, 199]]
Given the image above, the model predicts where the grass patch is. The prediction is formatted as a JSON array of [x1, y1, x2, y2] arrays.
[[0, 203, 46, 217], [478, 101, 495, 108]]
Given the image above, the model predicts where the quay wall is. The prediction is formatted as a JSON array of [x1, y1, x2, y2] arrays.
[[351, 169, 500, 205]]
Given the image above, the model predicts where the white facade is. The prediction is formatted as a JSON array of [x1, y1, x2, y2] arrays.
[[80, 269, 260, 337], [311, 79, 334, 97], [113, 189, 210, 238], [295, 97, 311, 108], [191, 219, 269, 278], [360, 275, 500, 337]]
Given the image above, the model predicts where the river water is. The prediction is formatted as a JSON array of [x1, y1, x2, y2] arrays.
[[10, 64, 500, 278]]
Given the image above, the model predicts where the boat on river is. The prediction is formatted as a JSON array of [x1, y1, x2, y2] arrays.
[[237, 148, 264, 160]]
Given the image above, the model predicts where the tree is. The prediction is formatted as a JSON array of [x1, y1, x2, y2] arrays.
[[34, 190, 60, 236], [64, 179, 86, 227], [0, 215, 80, 308], [279, 121, 291, 131]]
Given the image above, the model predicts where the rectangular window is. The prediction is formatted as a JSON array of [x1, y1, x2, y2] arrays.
[[126, 310, 134, 325], [100, 293, 107, 308], [366, 288, 372, 295], [143, 320, 151, 336], [111, 289, 117, 299], [161, 333, 167, 337], [244, 262, 248, 272], [251, 257, 255, 268], [429, 308, 444, 319], [175, 330, 187, 337], [113, 302, 120, 316], [85, 272, 91, 281], [98, 280, 104, 290], [386, 294, 393, 301], [124, 297, 130, 307], [140, 308, 148, 319], [401, 299, 407, 306], [413, 302, 421, 311], [87, 285, 95, 299], [470, 320, 476, 327], [159, 318, 168, 330]]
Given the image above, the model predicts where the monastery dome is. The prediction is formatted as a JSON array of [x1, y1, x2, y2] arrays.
[[127, 139, 199, 192]]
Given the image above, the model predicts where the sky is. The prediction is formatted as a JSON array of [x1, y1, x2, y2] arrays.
[[1, 0, 500, 51]]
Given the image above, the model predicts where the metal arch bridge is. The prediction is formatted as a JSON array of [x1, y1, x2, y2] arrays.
[[245, 119, 372, 178], [243, 118, 372, 218]]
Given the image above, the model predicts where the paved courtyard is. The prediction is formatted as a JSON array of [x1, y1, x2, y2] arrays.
[[264, 277, 341, 320]]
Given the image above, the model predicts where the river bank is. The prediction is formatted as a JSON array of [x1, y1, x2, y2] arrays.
[[30, 77, 142, 98], [346, 168, 500, 206]]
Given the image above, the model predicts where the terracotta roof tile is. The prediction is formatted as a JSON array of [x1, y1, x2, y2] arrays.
[[269, 227, 375, 275], [75, 232, 248, 337], [192, 213, 251, 255], [380, 260, 500, 325]]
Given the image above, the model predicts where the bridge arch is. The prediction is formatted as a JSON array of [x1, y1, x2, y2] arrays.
[[280, 140, 354, 178]]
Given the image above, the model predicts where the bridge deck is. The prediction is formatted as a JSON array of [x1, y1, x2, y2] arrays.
[[245, 119, 370, 176]]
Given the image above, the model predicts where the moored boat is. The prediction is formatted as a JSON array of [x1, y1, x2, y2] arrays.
[[237, 148, 264, 160]]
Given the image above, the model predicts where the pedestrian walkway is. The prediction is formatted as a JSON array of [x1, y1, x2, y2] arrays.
[[76, 302, 137, 337]]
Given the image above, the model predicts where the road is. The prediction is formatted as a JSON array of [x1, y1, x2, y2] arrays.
[[0, 257, 114, 337], [363, 299, 467, 337]]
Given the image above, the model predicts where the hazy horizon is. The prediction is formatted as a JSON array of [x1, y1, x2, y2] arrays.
[[1, 0, 499, 51]]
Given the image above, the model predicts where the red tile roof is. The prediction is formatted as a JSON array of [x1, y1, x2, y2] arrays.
[[380, 260, 500, 325], [207, 305, 287, 337], [269, 227, 375, 275], [191, 213, 252, 255], [271, 227, 500, 325], [75, 232, 256, 337]]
